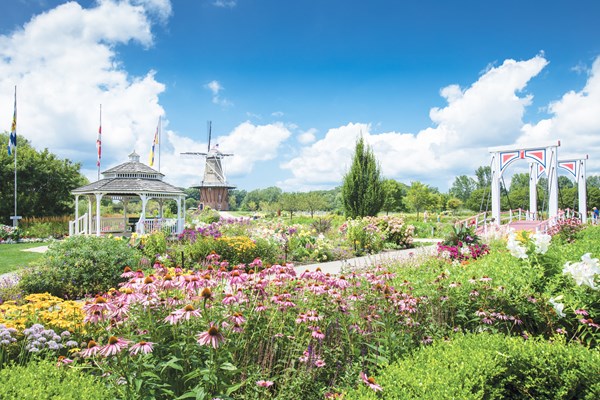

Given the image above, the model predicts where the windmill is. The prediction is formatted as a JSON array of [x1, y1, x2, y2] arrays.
[[182, 121, 236, 211]]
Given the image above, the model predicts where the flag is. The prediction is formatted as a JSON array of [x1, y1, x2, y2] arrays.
[[7, 87, 16, 156], [149, 119, 159, 166], [96, 120, 101, 168]]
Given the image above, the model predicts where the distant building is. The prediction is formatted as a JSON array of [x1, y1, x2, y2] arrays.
[[191, 145, 235, 211]]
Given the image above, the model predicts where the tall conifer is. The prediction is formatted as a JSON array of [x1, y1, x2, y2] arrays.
[[341, 136, 383, 217]]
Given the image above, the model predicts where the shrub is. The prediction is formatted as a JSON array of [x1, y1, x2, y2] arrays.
[[0, 359, 115, 399], [140, 231, 168, 263], [18, 236, 140, 299], [547, 217, 583, 244], [0, 225, 21, 242], [346, 333, 600, 399]]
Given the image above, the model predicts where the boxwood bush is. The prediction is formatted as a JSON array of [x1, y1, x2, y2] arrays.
[[347, 333, 600, 399], [18, 235, 140, 299], [0, 359, 115, 399]]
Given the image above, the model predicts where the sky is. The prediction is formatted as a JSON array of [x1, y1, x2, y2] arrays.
[[1, 0, 600, 193]]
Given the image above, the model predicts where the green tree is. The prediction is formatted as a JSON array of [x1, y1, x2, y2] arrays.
[[302, 192, 329, 218], [446, 197, 463, 214], [381, 179, 406, 215], [404, 181, 433, 218], [0, 133, 87, 224], [241, 186, 281, 211], [279, 192, 302, 220], [341, 137, 384, 218], [475, 166, 492, 189], [449, 175, 476, 202]]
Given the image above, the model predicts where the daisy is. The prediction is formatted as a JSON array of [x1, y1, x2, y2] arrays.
[[129, 341, 155, 356], [196, 323, 225, 349], [360, 371, 383, 392]]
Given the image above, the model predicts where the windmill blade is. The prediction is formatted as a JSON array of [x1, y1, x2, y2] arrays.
[[181, 152, 207, 159]]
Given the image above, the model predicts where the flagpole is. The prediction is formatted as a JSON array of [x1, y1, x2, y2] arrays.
[[158, 116, 161, 173], [12, 86, 19, 228], [97, 104, 102, 181]]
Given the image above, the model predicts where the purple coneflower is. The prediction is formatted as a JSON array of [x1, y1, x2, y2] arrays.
[[178, 304, 202, 322], [256, 380, 274, 388], [99, 336, 129, 357], [80, 339, 101, 358], [360, 371, 383, 392], [129, 341, 155, 356], [197, 323, 225, 349]]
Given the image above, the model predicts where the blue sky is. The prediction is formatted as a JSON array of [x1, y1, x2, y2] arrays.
[[1, 0, 600, 192]]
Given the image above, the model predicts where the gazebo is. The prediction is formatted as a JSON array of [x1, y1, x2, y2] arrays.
[[69, 151, 186, 236]]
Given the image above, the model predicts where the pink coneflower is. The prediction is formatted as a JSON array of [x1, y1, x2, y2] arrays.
[[197, 323, 225, 349], [360, 371, 383, 392], [311, 328, 325, 340], [229, 312, 246, 325], [222, 293, 238, 305], [178, 304, 202, 322], [99, 336, 129, 357], [255, 303, 268, 312], [256, 380, 273, 388], [575, 309, 589, 316], [129, 341, 155, 356], [80, 340, 101, 358], [314, 358, 326, 368], [164, 311, 182, 325], [56, 355, 73, 367], [121, 266, 136, 278]]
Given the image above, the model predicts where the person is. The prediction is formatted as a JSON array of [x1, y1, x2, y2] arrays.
[[423, 210, 429, 223], [593, 207, 599, 224]]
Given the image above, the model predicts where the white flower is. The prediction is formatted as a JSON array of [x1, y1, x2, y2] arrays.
[[532, 232, 551, 254], [507, 238, 528, 259], [460, 246, 471, 256], [580, 253, 600, 273], [549, 297, 566, 317], [562, 260, 598, 289]]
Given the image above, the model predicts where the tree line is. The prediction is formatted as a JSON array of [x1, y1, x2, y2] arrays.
[[2, 132, 600, 224]]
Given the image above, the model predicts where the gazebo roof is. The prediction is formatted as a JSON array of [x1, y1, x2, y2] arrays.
[[73, 151, 184, 196]]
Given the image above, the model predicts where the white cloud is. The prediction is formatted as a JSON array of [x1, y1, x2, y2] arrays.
[[281, 56, 550, 191], [272, 111, 284, 117], [213, 0, 237, 8], [518, 56, 600, 171], [297, 128, 317, 144], [158, 121, 292, 187], [204, 79, 233, 107], [0, 0, 168, 182]]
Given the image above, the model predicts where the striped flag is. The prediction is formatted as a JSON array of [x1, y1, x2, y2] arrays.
[[149, 118, 159, 166], [7, 87, 16, 156], [96, 116, 102, 168]]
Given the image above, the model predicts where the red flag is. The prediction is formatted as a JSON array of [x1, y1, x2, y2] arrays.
[[96, 123, 102, 167]]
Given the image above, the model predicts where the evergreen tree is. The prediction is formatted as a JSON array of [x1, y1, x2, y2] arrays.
[[341, 137, 384, 218]]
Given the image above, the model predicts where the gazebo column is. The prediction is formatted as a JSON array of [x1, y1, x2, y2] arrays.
[[95, 193, 103, 236], [88, 195, 93, 234], [158, 199, 164, 219], [74, 194, 80, 234], [176, 196, 183, 234], [123, 198, 129, 234], [139, 194, 149, 234]]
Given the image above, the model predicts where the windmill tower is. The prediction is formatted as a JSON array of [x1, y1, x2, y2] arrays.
[[182, 122, 236, 211]]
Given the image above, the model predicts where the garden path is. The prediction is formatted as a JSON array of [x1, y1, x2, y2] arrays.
[[0, 239, 441, 281], [292, 238, 440, 275]]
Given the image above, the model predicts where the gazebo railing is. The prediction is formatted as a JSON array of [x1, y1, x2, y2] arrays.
[[137, 218, 179, 235], [69, 213, 89, 236], [90, 217, 127, 233]]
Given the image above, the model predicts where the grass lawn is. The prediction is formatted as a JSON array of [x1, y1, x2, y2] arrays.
[[0, 243, 45, 275]]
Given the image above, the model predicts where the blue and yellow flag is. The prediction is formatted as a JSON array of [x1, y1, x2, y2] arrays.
[[149, 118, 159, 166], [7, 87, 16, 156]]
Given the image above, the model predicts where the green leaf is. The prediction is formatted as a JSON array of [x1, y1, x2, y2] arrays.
[[161, 356, 183, 373], [226, 382, 243, 396], [219, 362, 238, 371]]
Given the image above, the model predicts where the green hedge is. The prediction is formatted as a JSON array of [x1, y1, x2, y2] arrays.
[[0, 359, 115, 399], [347, 333, 600, 399], [18, 235, 140, 298]]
